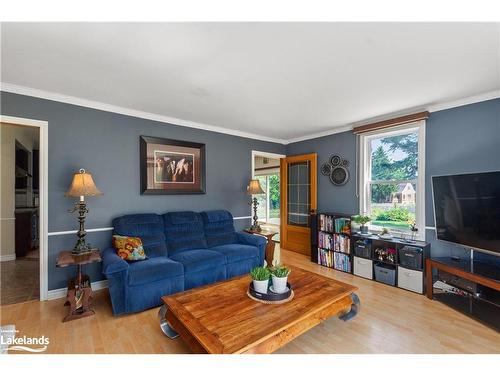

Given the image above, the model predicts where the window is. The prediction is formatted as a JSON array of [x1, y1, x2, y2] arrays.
[[256, 174, 280, 225], [359, 122, 425, 239]]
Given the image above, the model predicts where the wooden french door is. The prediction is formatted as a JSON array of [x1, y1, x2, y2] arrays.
[[280, 153, 317, 255]]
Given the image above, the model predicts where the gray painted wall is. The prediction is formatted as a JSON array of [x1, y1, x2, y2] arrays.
[[286, 130, 358, 215], [287, 98, 500, 258], [2, 91, 498, 290], [1, 91, 286, 290]]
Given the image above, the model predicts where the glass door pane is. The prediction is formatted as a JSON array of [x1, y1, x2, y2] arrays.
[[287, 161, 310, 227]]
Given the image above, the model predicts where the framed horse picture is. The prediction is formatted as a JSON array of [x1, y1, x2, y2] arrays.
[[140, 136, 206, 195]]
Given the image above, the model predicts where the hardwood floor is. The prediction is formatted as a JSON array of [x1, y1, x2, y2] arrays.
[[1, 248, 498, 354]]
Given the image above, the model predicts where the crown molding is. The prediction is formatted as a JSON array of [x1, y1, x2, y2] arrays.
[[2, 83, 498, 146], [286, 124, 355, 144], [0, 82, 289, 145], [426, 89, 500, 113], [287, 89, 500, 144]]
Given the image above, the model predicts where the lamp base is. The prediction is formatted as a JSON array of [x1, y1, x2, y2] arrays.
[[70, 200, 92, 256], [249, 224, 262, 232], [72, 239, 93, 256], [71, 247, 93, 256]]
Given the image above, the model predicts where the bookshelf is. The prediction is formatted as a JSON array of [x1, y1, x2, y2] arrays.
[[312, 212, 352, 274], [311, 212, 431, 295]]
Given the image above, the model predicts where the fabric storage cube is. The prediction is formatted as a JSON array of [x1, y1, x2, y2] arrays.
[[397, 266, 423, 293], [353, 256, 373, 279], [354, 239, 371, 259], [399, 246, 423, 270], [374, 262, 396, 286]]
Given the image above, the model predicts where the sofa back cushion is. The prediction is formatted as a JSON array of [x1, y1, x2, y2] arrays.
[[201, 210, 238, 247], [112, 214, 168, 258], [163, 211, 207, 255]]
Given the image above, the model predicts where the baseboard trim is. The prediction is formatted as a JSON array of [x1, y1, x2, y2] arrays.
[[47, 279, 109, 300], [0, 254, 16, 262]]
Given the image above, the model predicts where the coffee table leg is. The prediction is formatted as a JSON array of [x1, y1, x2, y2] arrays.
[[158, 304, 179, 339], [338, 293, 360, 321]]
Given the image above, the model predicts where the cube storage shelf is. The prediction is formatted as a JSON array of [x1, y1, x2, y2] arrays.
[[311, 212, 431, 294], [313, 212, 352, 274]]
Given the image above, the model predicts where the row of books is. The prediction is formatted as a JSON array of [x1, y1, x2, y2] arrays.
[[318, 248, 334, 268], [317, 249, 351, 272], [333, 253, 351, 273], [318, 232, 351, 253], [318, 214, 351, 234], [333, 234, 350, 254], [334, 218, 351, 234], [318, 231, 333, 250]]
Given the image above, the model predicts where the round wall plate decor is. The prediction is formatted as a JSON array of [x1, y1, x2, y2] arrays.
[[330, 166, 349, 186], [321, 162, 332, 176], [330, 154, 341, 166]]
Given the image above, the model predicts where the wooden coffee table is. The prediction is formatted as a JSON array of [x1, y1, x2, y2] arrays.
[[161, 266, 359, 353]]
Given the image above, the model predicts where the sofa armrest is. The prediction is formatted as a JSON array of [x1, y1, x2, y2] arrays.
[[236, 232, 267, 265], [102, 247, 129, 275]]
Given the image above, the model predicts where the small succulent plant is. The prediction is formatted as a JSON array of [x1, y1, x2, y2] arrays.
[[352, 215, 372, 225], [409, 220, 418, 232], [250, 266, 271, 281]]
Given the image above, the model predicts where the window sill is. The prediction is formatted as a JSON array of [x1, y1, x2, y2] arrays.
[[352, 226, 424, 242]]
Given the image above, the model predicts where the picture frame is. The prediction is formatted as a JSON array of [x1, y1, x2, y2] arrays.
[[140, 136, 206, 195]]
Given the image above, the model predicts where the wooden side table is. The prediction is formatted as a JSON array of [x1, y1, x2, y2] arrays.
[[244, 228, 278, 267], [56, 249, 102, 322]]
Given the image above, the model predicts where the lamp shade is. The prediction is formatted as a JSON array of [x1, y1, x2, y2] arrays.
[[247, 179, 265, 195], [65, 169, 102, 198]]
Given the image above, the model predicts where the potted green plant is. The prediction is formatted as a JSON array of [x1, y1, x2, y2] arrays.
[[271, 265, 290, 293], [250, 266, 271, 294], [352, 215, 371, 234], [409, 220, 418, 242]]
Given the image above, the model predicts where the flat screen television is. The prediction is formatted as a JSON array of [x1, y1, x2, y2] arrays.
[[432, 171, 500, 256]]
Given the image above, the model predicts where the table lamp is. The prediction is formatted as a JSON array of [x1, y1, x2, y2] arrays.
[[247, 179, 265, 231], [65, 168, 102, 255]]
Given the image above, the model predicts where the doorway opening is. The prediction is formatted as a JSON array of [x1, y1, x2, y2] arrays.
[[1, 122, 40, 304], [251, 151, 285, 242], [1, 116, 48, 304]]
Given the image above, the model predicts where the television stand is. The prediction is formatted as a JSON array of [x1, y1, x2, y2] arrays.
[[426, 257, 500, 331]]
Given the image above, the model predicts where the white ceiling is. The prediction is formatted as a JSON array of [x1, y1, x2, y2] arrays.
[[1, 22, 499, 144]]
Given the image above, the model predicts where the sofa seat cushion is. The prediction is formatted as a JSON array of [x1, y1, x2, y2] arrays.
[[128, 257, 184, 286], [210, 244, 259, 263], [170, 249, 226, 274]]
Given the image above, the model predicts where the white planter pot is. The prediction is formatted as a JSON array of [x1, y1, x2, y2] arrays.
[[252, 279, 269, 294], [271, 275, 288, 293]]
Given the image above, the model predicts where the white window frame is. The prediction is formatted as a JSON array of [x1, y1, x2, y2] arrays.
[[358, 121, 426, 240], [255, 174, 270, 224]]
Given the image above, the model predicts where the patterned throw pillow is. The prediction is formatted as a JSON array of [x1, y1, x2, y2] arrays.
[[112, 235, 147, 261]]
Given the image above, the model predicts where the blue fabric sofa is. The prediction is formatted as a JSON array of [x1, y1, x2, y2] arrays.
[[101, 210, 266, 315]]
